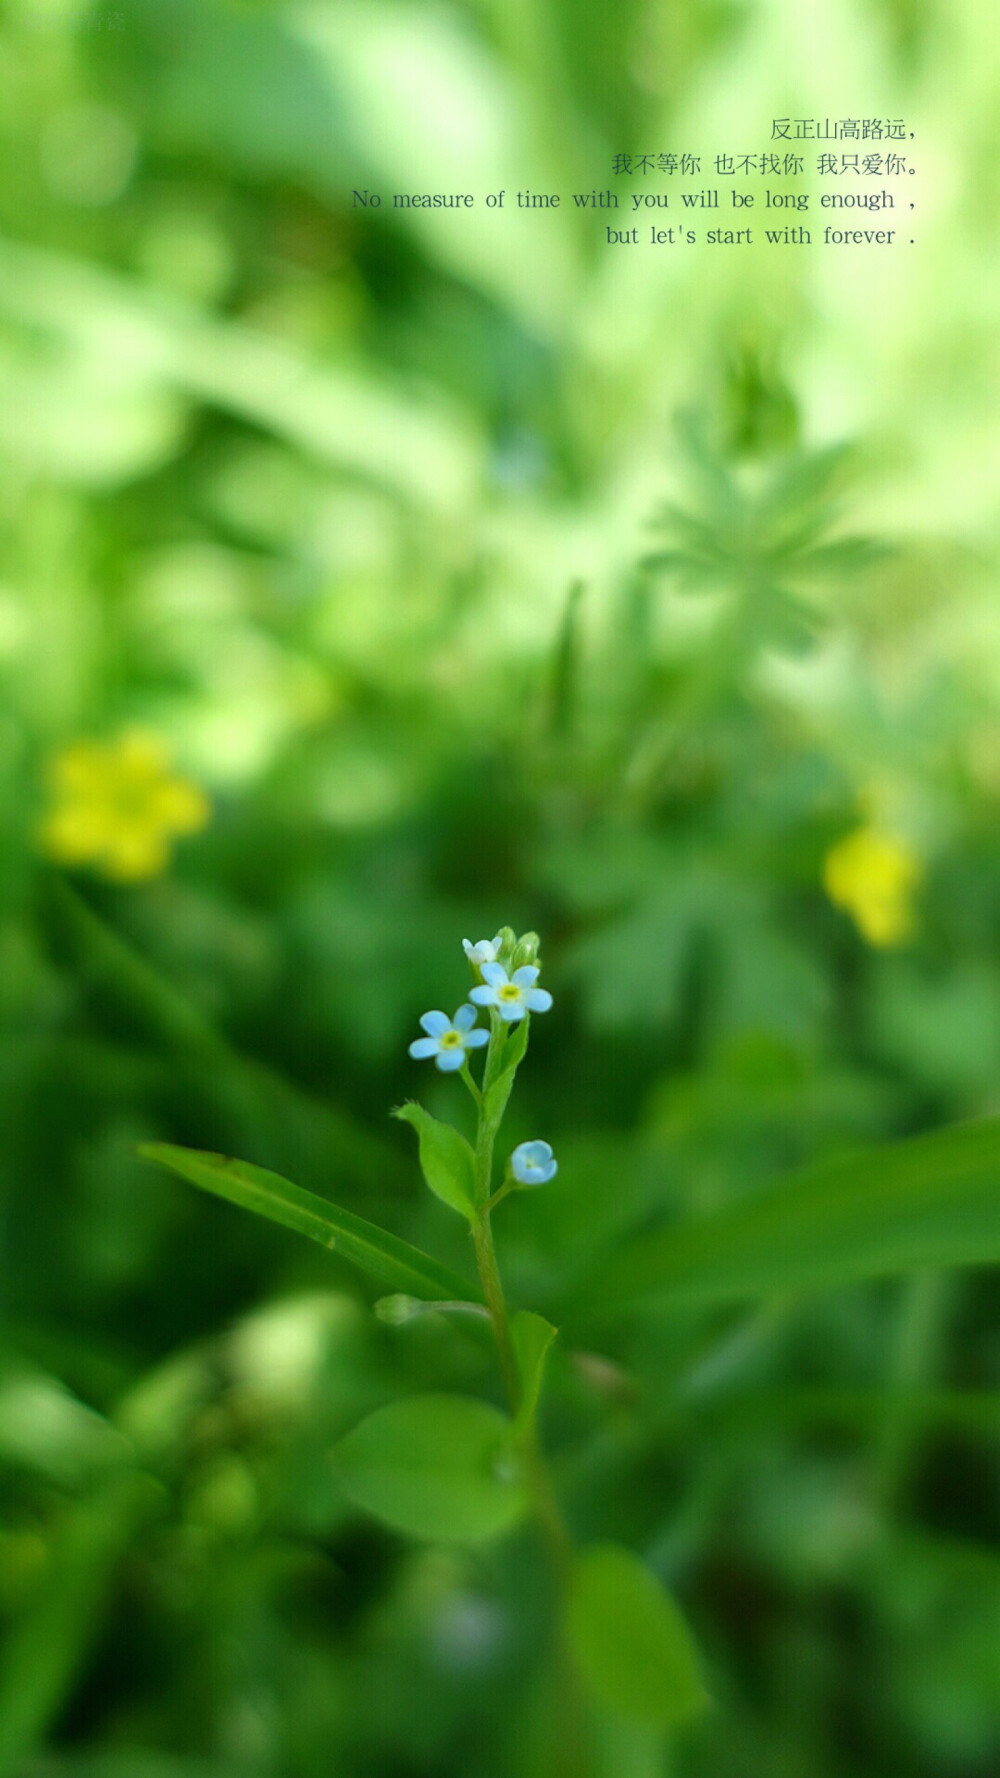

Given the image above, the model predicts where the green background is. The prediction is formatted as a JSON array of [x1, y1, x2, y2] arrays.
[[2, 0, 1000, 1773]]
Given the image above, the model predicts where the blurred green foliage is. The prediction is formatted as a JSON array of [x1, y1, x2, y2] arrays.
[[2, 0, 1000, 1773]]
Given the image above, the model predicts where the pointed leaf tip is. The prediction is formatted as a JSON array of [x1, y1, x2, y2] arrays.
[[394, 1103, 477, 1222]]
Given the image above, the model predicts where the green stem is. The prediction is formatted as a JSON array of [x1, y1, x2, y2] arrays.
[[417, 1299, 492, 1321], [471, 1205, 571, 1581], [483, 1177, 517, 1216], [470, 1015, 521, 1402], [470, 1128, 573, 1593], [465, 1011, 584, 1761], [472, 1209, 520, 1409], [473, 1013, 505, 1210], [481, 1008, 507, 1097], [459, 1059, 483, 1109], [465, 1005, 574, 1587]]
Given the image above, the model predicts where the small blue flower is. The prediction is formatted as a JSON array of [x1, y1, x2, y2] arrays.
[[510, 1140, 558, 1186], [470, 963, 553, 1023], [463, 934, 503, 967], [409, 1005, 489, 1072]]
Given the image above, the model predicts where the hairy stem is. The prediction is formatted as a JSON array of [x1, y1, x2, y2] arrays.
[[483, 1176, 517, 1216]]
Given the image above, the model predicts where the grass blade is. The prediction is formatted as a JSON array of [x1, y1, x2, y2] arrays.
[[591, 1118, 1000, 1312]]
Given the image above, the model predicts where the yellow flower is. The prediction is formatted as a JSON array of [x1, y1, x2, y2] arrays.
[[40, 730, 210, 883], [822, 825, 921, 948]]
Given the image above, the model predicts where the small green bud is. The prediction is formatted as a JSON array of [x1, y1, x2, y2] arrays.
[[494, 926, 517, 966], [511, 931, 541, 970], [374, 1294, 423, 1326], [375, 1294, 490, 1326]]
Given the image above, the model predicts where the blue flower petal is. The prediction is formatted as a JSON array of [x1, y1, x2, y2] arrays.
[[479, 962, 508, 988], [409, 1037, 441, 1059], [453, 1004, 478, 1031], [464, 1028, 489, 1049], [516, 1141, 553, 1164], [435, 1047, 465, 1072], [524, 988, 553, 1013], [499, 1002, 526, 1022], [420, 1009, 451, 1037], [511, 965, 540, 988], [469, 985, 494, 1006]]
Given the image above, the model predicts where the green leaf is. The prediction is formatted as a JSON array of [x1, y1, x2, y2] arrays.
[[511, 1310, 557, 1433], [332, 1394, 526, 1543], [138, 1144, 479, 1304], [594, 1117, 1000, 1312], [392, 1103, 476, 1222], [564, 1544, 707, 1729]]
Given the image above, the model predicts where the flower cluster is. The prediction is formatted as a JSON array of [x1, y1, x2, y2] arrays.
[[406, 930, 559, 1189], [410, 931, 555, 1071]]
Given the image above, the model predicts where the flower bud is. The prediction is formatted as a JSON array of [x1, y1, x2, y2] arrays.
[[511, 931, 541, 970], [374, 1294, 424, 1326], [493, 926, 517, 967], [509, 1140, 558, 1187]]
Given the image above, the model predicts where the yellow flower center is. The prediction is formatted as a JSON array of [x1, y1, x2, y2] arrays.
[[499, 983, 522, 1002], [440, 1030, 462, 1048]]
